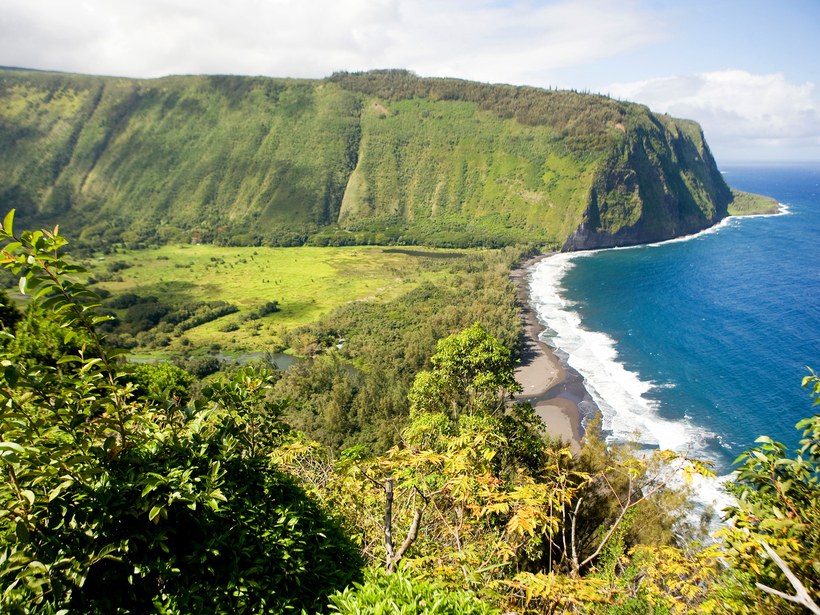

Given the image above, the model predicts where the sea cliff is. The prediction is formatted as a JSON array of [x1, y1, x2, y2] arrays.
[[0, 67, 748, 250]]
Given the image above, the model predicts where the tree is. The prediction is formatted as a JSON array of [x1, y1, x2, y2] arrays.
[[330, 410, 582, 581], [128, 361, 195, 407], [408, 322, 522, 418], [556, 413, 709, 579]]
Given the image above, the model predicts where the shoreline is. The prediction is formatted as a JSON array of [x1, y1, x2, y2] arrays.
[[511, 254, 585, 454], [509, 207, 787, 455]]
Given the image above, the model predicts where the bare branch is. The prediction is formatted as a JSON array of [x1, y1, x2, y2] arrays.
[[755, 540, 820, 615], [579, 482, 632, 570], [570, 496, 583, 576], [600, 472, 623, 508], [384, 477, 394, 570], [384, 479, 429, 573], [394, 504, 426, 563]]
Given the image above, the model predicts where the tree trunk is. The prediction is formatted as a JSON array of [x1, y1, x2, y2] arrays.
[[384, 477, 395, 572]]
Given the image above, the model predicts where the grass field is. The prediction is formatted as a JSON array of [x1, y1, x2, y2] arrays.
[[728, 190, 780, 216], [85, 244, 467, 355]]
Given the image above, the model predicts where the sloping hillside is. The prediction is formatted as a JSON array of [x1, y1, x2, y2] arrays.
[[0, 67, 734, 250]]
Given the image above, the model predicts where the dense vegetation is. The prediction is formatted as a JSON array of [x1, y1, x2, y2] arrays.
[[0, 67, 752, 252], [2, 217, 818, 613], [0, 217, 362, 612], [275, 248, 525, 451]]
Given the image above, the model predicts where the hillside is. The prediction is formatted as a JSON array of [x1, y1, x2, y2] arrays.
[[0, 67, 738, 250]]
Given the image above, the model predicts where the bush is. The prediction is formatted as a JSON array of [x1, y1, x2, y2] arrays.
[[106, 260, 131, 273], [104, 292, 143, 309], [245, 300, 279, 320], [128, 362, 196, 405], [63, 438, 363, 614], [178, 354, 221, 378], [328, 569, 500, 614]]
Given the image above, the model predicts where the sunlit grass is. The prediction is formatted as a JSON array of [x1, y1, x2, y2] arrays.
[[87, 245, 465, 354]]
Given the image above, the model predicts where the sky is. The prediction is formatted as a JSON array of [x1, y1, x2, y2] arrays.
[[1, 0, 819, 162]]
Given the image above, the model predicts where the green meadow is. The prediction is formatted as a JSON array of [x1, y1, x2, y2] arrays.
[[86, 245, 466, 354], [728, 189, 780, 215]]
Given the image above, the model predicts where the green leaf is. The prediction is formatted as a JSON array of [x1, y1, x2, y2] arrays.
[[20, 489, 35, 507], [61, 264, 88, 274], [751, 450, 768, 462], [148, 505, 164, 523], [3, 209, 14, 236], [0, 441, 26, 454], [3, 363, 18, 388], [48, 483, 68, 502]]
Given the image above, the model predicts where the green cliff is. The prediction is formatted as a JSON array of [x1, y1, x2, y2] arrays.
[[0, 67, 737, 250]]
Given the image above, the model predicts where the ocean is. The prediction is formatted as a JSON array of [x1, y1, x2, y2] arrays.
[[528, 164, 820, 479]]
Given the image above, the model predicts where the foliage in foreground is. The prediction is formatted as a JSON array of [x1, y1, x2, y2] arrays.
[[328, 568, 500, 614], [277, 325, 730, 613], [1, 214, 819, 615], [716, 371, 820, 614], [0, 212, 361, 613]]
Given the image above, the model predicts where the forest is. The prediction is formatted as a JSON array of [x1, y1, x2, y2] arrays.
[[1, 212, 818, 613]]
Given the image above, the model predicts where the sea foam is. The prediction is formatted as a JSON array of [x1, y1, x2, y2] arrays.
[[529, 254, 716, 457], [528, 206, 793, 457], [529, 254, 736, 519], [525, 216, 776, 519]]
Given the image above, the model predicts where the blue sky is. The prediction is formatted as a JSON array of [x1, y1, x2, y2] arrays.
[[1, 0, 818, 161]]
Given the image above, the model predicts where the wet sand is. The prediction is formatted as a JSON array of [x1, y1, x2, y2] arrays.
[[511, 255, 582, 454]]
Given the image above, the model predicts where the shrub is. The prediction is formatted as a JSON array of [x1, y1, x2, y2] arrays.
[[328, 569, 500, 614], [128, 362, 196, 405], [178, 354, 221, 378]]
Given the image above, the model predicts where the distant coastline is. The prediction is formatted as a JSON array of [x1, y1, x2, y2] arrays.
[[728, 189, 781, 216]]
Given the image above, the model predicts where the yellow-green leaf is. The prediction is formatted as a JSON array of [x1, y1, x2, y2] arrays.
[[3, 209, 14, 235]]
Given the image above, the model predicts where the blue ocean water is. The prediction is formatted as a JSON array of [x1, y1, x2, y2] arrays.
[[529, 164, 820, 475]]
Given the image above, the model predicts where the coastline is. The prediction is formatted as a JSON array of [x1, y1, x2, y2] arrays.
[[511, 255, 584, 454], [507, 202, 785, 457]]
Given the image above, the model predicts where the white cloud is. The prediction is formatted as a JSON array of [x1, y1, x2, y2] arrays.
[[4, 1, 815, 160], [0, 0, 664, 83], [609, 70, 820, 161]]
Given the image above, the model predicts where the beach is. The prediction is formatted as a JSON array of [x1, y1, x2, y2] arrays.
[[511, 255, 582, 454]]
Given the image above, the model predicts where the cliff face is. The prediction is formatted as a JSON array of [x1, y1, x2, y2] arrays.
[[0, 68, 733, 249], [562, 114, 732, 250]]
